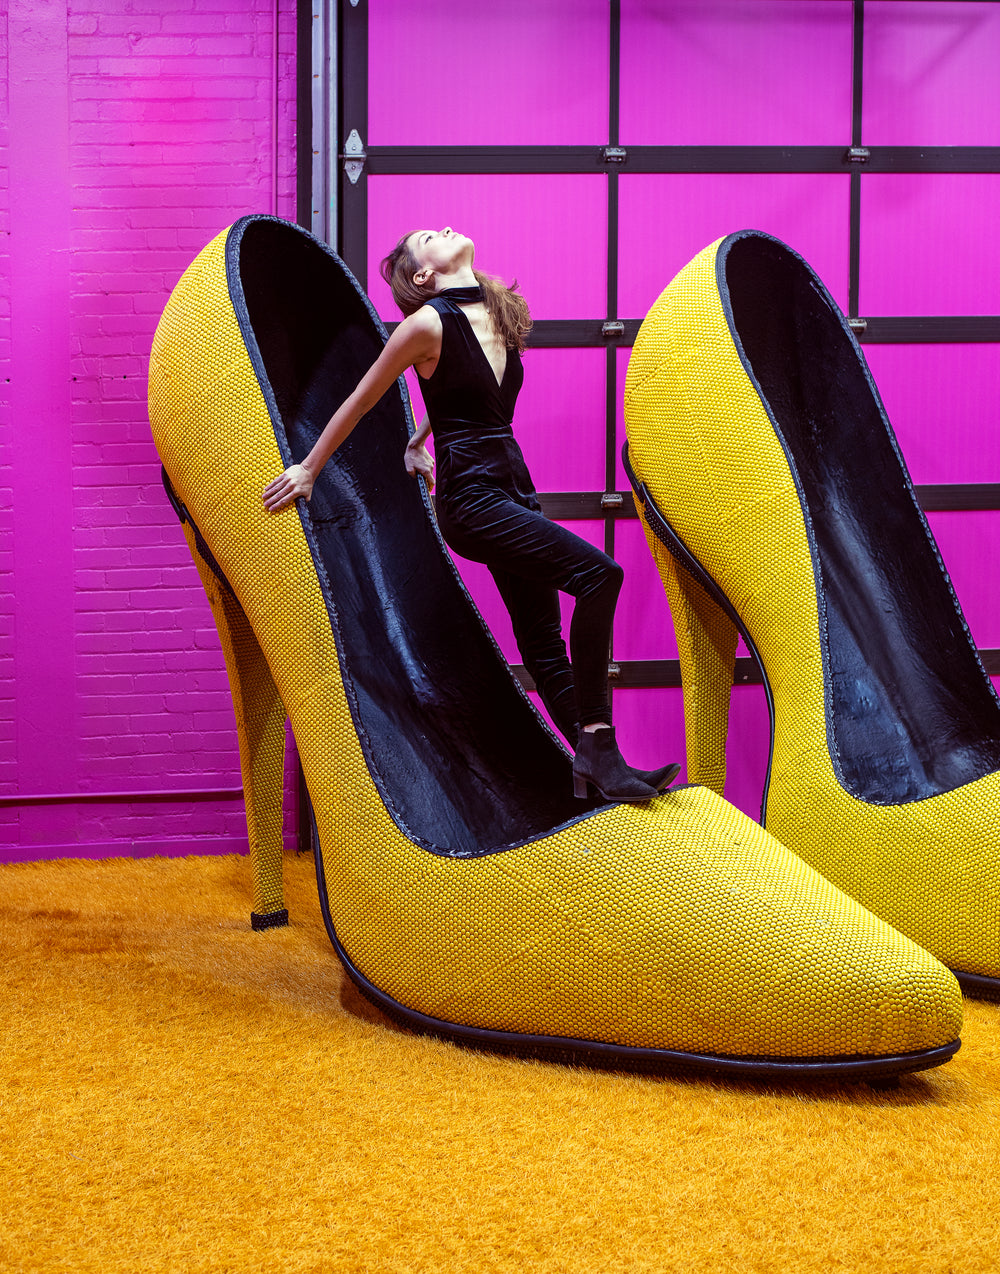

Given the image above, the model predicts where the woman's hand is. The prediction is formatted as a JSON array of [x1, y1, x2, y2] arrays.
[[263, 463, 315, 513], [404, 443, 435, 490]]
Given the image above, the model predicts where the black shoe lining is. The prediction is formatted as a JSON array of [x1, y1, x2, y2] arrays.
[[719, 231, 1000, 803], [227, 216, 605, 856]]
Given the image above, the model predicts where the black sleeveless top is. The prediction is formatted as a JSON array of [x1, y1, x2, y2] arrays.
[[418, 288, 537, 508]]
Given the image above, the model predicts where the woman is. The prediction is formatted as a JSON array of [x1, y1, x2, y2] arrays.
[[263, 226, 675, 802]]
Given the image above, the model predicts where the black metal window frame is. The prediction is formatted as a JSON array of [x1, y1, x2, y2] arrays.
[[310, 0, 1000, 689]]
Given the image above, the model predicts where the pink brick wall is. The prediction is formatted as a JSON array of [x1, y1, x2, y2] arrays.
[[2, 0, 299, 862]]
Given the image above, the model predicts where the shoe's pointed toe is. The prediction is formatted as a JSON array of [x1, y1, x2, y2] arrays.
[[323, 782, 962, 1074], [624, 229, 1000, 997]]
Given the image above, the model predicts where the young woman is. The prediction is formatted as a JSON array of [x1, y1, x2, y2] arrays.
[[263, 226, 676, 802]]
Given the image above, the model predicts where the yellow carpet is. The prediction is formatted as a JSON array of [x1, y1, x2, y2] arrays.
[[2, 851, 998, 1274]]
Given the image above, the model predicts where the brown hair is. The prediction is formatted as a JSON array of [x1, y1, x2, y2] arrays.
[[380, 231, 532, 355]]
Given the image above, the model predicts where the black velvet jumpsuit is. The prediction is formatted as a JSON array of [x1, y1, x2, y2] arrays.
[[418, 285, 624, 739]]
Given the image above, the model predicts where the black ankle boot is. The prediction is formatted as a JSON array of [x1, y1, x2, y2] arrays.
[[634, 762, 681, 791], [573, 727, 658, 802]]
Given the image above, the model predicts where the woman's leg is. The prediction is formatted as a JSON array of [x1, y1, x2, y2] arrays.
[[440, 493, 623, 727], [489, 566, 578, 745]]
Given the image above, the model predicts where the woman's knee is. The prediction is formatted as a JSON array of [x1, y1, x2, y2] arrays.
[[570, 553, 623, 603], [594, 554, 624, 599]]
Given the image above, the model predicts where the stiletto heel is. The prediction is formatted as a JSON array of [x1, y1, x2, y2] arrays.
[[631, 489, 738, 798], [147, 215, 963, 1076], [164, 472, 288, 930], [625, 228, 1000, 997]]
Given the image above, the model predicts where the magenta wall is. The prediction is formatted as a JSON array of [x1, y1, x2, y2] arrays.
[[2, 2, 997, 863], [1, 0, 298, 862]]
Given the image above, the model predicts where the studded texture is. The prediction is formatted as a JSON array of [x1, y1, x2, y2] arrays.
[[148, 219, 962, 1064], [624, 232, 1000, 984]]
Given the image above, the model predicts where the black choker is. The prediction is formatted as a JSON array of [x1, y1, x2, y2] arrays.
[[437, 285, 483, 304]]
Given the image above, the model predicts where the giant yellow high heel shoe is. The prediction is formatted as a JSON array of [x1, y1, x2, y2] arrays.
[[624, 228, 1000, 999], [148, 215, 963, 1077]]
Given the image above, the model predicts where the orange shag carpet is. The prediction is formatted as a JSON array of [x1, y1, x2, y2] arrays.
[[2, 850, 998, 1274]]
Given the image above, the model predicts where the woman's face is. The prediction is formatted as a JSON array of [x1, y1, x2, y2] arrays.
[[408, 226, 473, 285]]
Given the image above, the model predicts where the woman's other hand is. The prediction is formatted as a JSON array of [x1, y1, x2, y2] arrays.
[[404, 443, 435, 490], [263, 463, 315, 513]]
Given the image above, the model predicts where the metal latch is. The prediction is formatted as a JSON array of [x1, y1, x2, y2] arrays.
[[601, 320, 625, 339], [602, 146, 627, 165], [607, 662, 622, 680], [601, 492, 624, 510], [341, 129, 367, 184], [848, 317, 868, 334], [846, 147, 871, 163]]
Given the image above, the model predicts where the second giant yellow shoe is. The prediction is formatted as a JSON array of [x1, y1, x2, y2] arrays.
[[148, 216, 962, 1077], [625, 229, 1000, 999]]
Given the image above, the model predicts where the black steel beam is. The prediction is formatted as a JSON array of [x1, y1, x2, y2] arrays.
[[525, 317, 1000, 347], [863, 147, 1000, 172], [537, 485, 1000, 519], [337, 0, 368, 281], [859, 317, 1000, 343], [513, 650, 1000, 692], [295, 0, 313, 229], [388, 316, 1000, 348], [364, 145, 1000, 177]]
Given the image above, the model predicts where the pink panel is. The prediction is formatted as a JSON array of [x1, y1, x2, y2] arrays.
[[615, 346, 637, 491], [612, 518, 679, 662], [862, 344, 1000, 485], [448, 557, 521, 665], [925, 511, 1000, 650], [368, 0, 609, 145], [859, 175, 1000, 315], [516, 351, 607, 493], [611, 683, 771, 824], [611, 687, 687, 777], [621, 0, 853, 144], [367, 175, 607, 321], [618, 173, 851, 320], [864, 2, 1000, 145], [725, 684, 772, 822]]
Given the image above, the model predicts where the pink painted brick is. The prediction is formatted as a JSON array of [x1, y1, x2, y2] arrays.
[[6, 0, 297, 859]]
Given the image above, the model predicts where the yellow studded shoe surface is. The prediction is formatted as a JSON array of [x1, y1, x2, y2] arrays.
[[625, 230, 1000, 994], [149, 217, 963, 1074]]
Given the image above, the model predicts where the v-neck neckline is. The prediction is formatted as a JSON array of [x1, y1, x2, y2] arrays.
[[450, 299, 508, 391]]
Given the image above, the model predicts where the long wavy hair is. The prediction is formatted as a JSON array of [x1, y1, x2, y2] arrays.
[[380, 231, 532, 354]]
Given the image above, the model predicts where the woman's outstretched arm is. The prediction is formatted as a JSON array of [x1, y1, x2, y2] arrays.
[[263, 305, 440, 513]]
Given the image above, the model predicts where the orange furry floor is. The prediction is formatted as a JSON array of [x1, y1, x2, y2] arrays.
[[2, 850, 998, 1274]]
